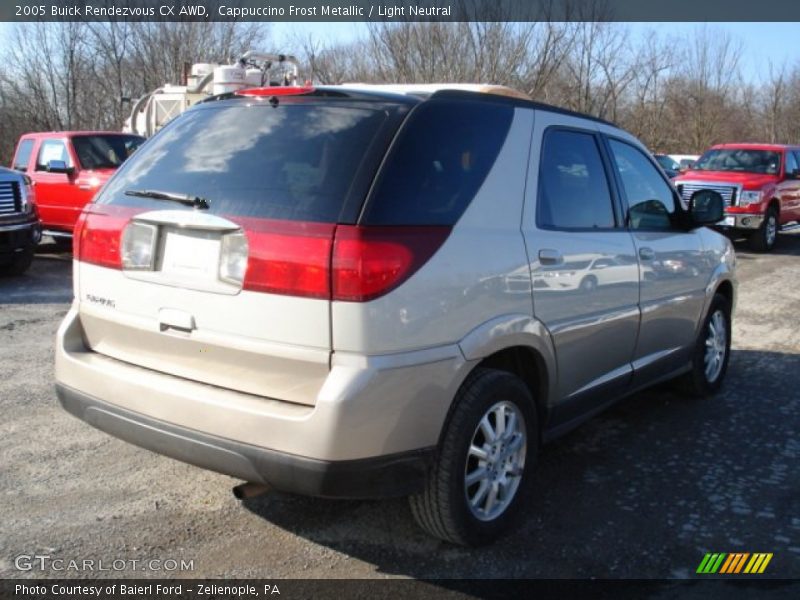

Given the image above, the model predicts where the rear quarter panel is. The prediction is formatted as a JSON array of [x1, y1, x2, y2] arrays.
[[331, 107, 536, 355]]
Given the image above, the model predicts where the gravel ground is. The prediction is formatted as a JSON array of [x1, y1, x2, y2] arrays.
[[0, 235, 798, 581]]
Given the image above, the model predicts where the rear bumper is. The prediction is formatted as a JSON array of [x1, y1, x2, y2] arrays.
[[55, 307, 471, 497], [57, 383, 433, 498]]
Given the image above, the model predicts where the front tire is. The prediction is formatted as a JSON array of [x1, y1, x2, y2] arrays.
[[748, 207, 778, 252], [677, 293, 732, 397], [409, 368, 538, 546]]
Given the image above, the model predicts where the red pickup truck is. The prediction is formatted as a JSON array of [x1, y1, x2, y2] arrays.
[[674, 143, 800, 252], [11, 131, 145, 245]]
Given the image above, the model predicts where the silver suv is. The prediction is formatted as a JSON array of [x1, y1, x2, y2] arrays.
[[55, 84, 736, 545]]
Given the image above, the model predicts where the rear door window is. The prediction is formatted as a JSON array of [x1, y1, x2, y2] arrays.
[[785, 151, 798, 176], [362, 100, 514, 225], [72, 135, 145, 169], [13, 139, 34, 171], [97, 102, 400, 223], [537, 129, 616, 229]]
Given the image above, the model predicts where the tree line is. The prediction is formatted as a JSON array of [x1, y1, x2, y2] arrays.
[[2, 21, 799, 166]]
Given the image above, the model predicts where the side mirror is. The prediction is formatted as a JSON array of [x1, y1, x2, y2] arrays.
[[787, 168, 800, 180], [47, 160, 73, 174], [689, 190, 724, 225]]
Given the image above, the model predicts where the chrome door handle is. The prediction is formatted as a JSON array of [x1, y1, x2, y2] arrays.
[[639, 247, 655, 261], [538, 248, 563, 265]]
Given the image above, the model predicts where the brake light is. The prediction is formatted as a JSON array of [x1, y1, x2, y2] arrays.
[[236, 86, 315, 97], [237, 221, 449, 301], [234, 218, 335, 299], [332, 226, 451, 302], [75, 206, 140, 269]]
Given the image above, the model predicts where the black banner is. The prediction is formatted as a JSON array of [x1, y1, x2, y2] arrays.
[[2, 579, 800, 600], [3, 0, 800, 22]]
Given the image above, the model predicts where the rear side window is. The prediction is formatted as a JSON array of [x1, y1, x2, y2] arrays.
[[537, 129, 616, 229], [362, 100, 513, 225], [98, 102, 395, 223], [785, 151, 799, 175], [36, 139, 72, 170], [13, 139, 34, 171], [72, 135, 144, 169], [608, 139, 677, 230]]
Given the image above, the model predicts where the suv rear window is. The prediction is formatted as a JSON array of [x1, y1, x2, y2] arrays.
[[97, 102, 398, 223], [362, 100, 514, 225]]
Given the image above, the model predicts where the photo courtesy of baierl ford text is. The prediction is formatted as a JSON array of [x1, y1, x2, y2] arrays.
[[0, 1, 798, 599]]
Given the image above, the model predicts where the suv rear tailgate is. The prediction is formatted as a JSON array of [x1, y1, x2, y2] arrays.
[[74, 96, 404, 406]]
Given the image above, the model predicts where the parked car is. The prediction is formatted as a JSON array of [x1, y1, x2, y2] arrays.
[[654, 153, 681, 179], [674, 143, 800, 251], [11, 131, 145, 247], [55, 84, 736, 545], [669, 154, 700, 172], [0, 166, 41, 275]]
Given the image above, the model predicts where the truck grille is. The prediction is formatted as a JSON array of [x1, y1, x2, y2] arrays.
[[676, 182, 739, 207], [0, 180, 22, 215]]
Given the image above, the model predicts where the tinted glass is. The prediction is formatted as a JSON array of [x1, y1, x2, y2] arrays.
[[36, 139, 71, 169], [785, 150, 798, 175], [362, 100, 513, 226], [655, 154, 679, 171], [537, 130, 615, 229], [97, 103, 393, 223], [693, 148, 781, 175], [13, 139, 34, 171], [72, 135, 145, 169], [609, 139, 677, 230]]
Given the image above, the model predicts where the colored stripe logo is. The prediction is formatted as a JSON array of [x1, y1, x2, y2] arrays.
[[697, 553, 773, 574]]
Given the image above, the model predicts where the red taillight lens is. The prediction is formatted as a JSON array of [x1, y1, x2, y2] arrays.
[[332, 226, 451, 302], [75, 206, 140, 269], [234, 218, 335, 299]]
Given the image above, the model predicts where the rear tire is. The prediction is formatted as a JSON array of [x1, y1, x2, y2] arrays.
[[409, 368, 538, 546], [748, 207, 778, 252], [0, 247, 34, 276], [676, 293, 732, 397]]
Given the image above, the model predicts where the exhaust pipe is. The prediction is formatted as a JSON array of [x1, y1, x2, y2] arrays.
[[232, 482, 271, 500]]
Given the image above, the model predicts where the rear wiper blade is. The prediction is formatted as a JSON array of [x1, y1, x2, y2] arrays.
[[124, 189, 210, 209]]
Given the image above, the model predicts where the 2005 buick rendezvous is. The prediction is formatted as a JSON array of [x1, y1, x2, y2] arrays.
[[55, 84, 736, 545]]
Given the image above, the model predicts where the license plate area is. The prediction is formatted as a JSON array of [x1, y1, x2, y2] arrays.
[[124, 225, 241, 295], [160, 227, 220, 279]]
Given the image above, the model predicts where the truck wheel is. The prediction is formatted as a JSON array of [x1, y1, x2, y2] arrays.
[[0, 248, 34, 276], [748, 207, 778, 252], [676, 293, 732, 397], [409, 368, 538, 546]]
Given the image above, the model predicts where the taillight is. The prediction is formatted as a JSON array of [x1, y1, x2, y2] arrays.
[[332, 226, 451, 302], [75, 206, 140, 269], [235, 218, 335, 299], [237, 221, 449, 302]]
